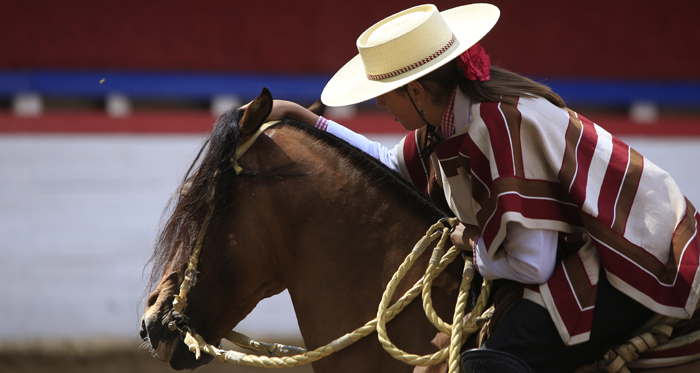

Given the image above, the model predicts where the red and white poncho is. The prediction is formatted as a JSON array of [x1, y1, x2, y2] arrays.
[[396, 94, 700, 345]]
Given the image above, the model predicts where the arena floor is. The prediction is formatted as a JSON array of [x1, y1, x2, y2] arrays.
[[0, 339, 313, 373], [0, 350, 280, 373]]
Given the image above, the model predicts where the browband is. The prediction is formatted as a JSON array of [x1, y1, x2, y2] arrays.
[[230, 120, 281, 174]]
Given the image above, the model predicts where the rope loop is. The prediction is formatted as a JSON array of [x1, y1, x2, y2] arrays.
[[574, 315, 682, 373], [375, 219, 492, 372], [172, 217, 490, 370]]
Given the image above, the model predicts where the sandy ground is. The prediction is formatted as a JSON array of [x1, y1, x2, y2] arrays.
[[0, 338, 313, 373]]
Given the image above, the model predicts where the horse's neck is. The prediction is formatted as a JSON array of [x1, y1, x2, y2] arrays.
[[271, 140, 446, 348]]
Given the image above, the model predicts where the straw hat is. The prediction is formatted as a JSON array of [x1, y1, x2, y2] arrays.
[[321, 3, 500, 107]]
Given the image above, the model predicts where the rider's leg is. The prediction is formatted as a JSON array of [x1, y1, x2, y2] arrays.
[[481, 270, 655, 373]]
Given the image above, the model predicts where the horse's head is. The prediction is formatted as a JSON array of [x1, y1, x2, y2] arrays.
[[139, 88, 326, 370]]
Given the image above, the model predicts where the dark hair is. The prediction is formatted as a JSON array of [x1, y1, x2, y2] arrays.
[[146, 108, 244, 291], [416, 59, 565, 108]]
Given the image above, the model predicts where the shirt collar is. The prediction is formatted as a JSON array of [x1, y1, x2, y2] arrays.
[[440, 87, 472, 139], [440, 88, 457, 140]]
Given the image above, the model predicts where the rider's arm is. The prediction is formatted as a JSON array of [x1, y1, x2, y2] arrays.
[[266, 100, 400, 172], [473, 222, 558, 285], [316, 117, 400, 172]]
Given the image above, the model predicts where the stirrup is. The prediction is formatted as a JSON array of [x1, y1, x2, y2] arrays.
[[461, 348, 533, 373]]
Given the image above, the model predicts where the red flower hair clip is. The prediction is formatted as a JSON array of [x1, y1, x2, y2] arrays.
[[457, 43, 491, 81]]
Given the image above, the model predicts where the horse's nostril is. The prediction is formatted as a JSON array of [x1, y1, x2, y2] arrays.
[[147, 292, 158, 308], [140, 320, 149, 340]]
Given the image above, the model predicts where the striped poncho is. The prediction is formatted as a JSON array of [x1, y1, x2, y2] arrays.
[[397, 96, 700, 345]]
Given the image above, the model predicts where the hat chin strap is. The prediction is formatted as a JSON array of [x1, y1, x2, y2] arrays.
[[405, 91, 441, 159]]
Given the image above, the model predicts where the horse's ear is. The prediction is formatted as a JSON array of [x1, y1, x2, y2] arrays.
[[239, 87, 273, 136], [307, 99, 326, 117]]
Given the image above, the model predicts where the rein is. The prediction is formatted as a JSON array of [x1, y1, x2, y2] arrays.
[[167, 121, 494, 372]]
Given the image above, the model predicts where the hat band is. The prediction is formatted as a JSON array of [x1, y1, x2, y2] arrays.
[[366, 33, 456, 81]]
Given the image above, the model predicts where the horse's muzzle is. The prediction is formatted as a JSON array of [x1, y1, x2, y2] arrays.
[[168, 333, 215, 370], [140, 315, 215, 370]]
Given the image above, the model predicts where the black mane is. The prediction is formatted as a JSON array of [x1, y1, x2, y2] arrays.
[[146, 108, 449, 291], [146, 108, 245, 290]]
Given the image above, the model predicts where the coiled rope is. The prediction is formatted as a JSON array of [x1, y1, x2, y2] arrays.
[[376, 218, 492, 373], [173, 217, 492, 370], [574, 315, 680, 373]]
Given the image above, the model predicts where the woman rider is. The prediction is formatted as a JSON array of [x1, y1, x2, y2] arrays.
[[261, 4, 700, 372]]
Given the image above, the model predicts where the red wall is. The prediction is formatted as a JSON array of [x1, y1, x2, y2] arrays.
[[2, 0, 699, 79]]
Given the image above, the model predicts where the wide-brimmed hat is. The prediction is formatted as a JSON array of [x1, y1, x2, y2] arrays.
[[321, 3, 500, 107]]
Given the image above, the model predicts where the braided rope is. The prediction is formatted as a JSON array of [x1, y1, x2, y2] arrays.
[[375, 220, 492, 372], [175, 217, 490, 369], [172, 187, 216, 314], [574, 315, 679, 373], [421, 231, 454, 335], [448, 264, 472, 373], [225, 331, 308, 357], [182, 282, 422, 368]]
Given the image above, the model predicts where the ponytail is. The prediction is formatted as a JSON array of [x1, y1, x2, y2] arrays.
[[417, 59, 565, 108]]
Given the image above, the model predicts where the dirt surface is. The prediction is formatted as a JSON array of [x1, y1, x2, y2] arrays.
[[0, 339, 314, 373]]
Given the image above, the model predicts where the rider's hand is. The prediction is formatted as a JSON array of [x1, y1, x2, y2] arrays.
[[242, 99, 320, 126], [450, 222, 481, 252]]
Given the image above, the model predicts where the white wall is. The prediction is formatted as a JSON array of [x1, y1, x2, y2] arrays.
[[1, 133, 699, 343]]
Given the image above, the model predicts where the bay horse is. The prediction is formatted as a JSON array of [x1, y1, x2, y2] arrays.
[[140, 88, 700, 372]]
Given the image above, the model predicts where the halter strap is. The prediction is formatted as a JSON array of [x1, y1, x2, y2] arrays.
[[230, 120, 281, 174]]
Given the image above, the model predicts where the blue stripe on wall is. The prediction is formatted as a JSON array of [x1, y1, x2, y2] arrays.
[[0, 70, 330, 103], [1, 70, 700, 107]]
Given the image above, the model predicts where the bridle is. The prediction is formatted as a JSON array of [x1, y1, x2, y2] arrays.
[[167, 120, 281, 333]]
